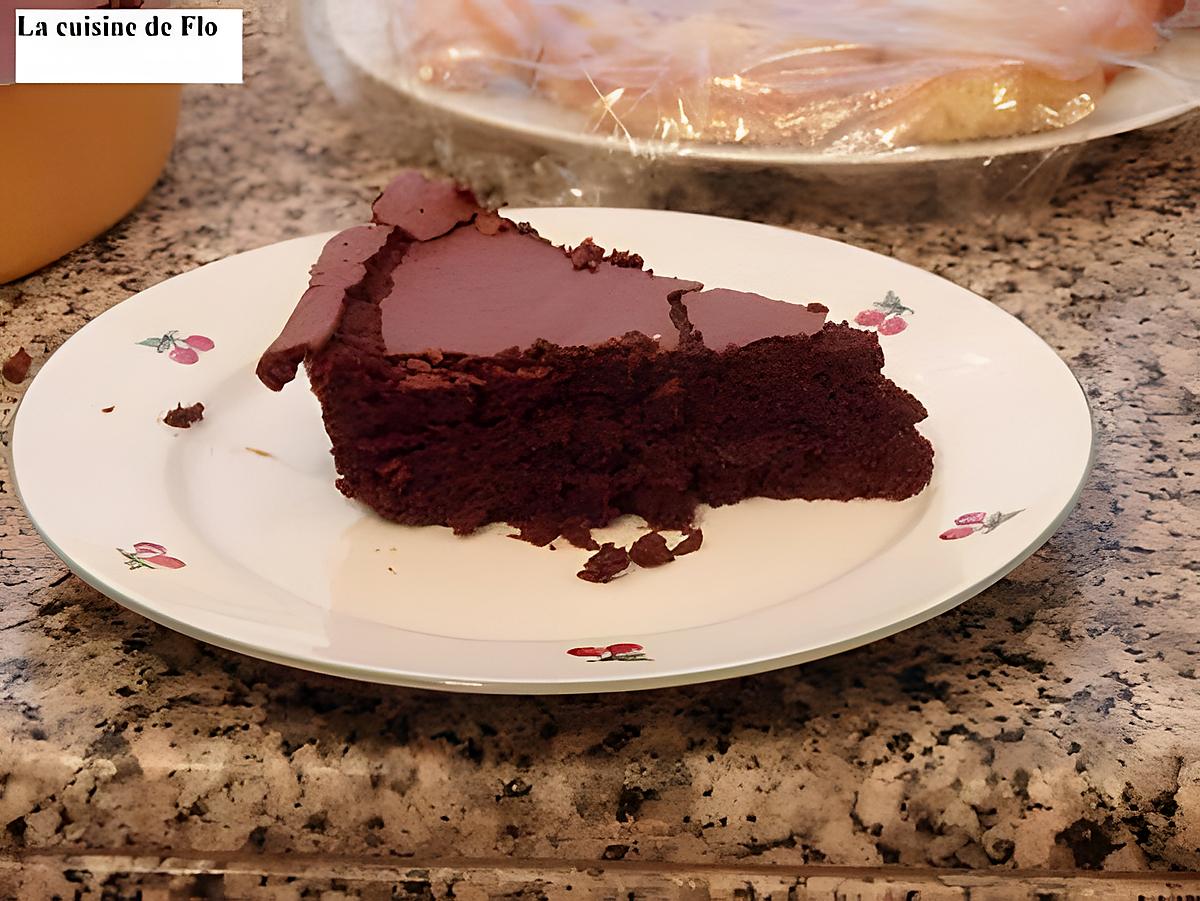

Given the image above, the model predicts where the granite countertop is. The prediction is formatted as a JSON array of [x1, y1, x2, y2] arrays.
[[2, 5, 1199, 899]]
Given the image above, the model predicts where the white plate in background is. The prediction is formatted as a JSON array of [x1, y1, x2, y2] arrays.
[[319, 0, 1200, 166]]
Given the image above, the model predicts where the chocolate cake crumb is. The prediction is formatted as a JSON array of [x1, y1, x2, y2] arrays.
[[630, 532, 675, 567], [474, 210, 504, 235], [560, 517, 600, 551], [101, 405, 116, 413], [672, 529, 704, 556], [164, 402, 205, 429], [578, 543, 631, 583], [606, 249, 645, 269], [511, 516, 561, 548], [2, 347, 31, 384], [568, 238, 605, 272]]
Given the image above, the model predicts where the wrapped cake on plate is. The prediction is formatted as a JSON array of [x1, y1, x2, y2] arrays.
[[299, 0, 1199, 219]]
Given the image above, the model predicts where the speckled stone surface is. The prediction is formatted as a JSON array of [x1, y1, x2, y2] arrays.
[[2, 3, 1199, 895]]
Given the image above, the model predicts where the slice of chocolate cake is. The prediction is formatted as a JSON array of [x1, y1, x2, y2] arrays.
[[258, 170, 933, 551]]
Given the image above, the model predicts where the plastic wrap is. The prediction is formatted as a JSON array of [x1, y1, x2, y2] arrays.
[[398, 0, 1189, 152], [299, 0, 1200, 221]]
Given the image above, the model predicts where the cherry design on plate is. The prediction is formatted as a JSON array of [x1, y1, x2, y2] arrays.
[[566, 643, 652, 663], [137, 331, 214, 364], [854, 291, 913, 336], [118, 541, 187, 570], [939, 510, 1023, 541]]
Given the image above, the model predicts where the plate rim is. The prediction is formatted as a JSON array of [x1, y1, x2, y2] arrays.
[[8, 212, 1097, 694]]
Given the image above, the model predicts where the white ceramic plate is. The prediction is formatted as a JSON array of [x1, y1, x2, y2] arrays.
[[11, 209, 1092, 693], [317, 1, 1200, 166]]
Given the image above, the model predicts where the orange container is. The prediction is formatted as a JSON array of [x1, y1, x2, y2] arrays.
[[0, 82, 181, 283]]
